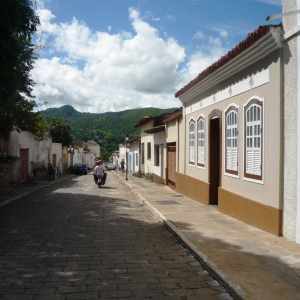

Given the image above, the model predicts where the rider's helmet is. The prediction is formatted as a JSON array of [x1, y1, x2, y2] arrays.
[[98, 160, 103, 164], [96, 160, 101, 165]]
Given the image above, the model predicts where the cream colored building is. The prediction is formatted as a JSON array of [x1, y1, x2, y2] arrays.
[[51, 143, 63, 173], [175, 25, 283, 236], [1, 129, 52, 184], [164, 111, 183, 189], [134, 108, 182, 183]]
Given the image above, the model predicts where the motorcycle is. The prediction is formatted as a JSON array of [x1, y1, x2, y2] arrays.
[[47, 164, 56, 180], [97, 174, 105, 188]]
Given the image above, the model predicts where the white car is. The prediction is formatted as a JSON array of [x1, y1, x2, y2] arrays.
[[106, 163, 116, 170]]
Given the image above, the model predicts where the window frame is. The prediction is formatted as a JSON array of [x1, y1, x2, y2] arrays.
[[224, 104, 239, 178], [243, 97, 264, 184], [189, 118, 196, 166], [147, 142, 151, 161], [197, 115, 205, 169], [135, 153, 138, 167]]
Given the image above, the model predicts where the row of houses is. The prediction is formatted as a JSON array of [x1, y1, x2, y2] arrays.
[[0, 129, 100, 187], [114, 18, 300, 246]]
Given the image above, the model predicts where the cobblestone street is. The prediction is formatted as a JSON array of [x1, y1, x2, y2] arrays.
[[0, 173, 232, 300]]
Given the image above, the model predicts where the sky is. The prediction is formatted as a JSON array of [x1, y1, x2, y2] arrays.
[[32, 0, 282, 113]]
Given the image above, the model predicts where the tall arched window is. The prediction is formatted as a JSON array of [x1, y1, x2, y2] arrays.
[[225, 106, 238, 176], [244, 98, 263, 182], [197, 115, 205, 168], [189, 119, 195, 165]]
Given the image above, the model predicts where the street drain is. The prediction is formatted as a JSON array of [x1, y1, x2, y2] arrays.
[[156, 200, 180, 205], [172, 195, 183, 197]]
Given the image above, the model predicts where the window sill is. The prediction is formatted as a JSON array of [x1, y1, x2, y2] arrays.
[[243, 176, 264, 185], [224, 172, 239, 179], [197, 165, 205, 170]]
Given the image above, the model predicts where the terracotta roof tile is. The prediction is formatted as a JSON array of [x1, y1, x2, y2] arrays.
[[163, 112, 182, 123], [134, 107, 182, 128], [72, 141, 84, 148], [175, 25, 274, 98], [144, 125, 166, 134]]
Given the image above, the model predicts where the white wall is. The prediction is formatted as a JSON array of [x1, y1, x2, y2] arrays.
[[141, 121, 154, 175], [88, 144, 100, 158], [51, 143, 63, 171], [153, 132, 166, 179], [133, 144, 139, 173], [283, 0, 300, 243], [9, 130, 52, 181], [118, 144, 126, 167]]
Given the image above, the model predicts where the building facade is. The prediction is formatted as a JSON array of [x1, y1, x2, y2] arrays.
[[282, 0, 300, 243], [175, 25, 283, 235]]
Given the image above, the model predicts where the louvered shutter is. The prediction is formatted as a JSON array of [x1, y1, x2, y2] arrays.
[[244, 103, 262, 179], [189, 121, 195, 163], [225, 110, 238, 175], [232, 148, 238, 171], [197, 118, 205, 166]]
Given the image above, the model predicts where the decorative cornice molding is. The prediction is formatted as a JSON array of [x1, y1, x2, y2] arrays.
[[178, 28, 282, 104]]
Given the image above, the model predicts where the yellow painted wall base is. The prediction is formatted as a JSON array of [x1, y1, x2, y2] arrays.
[[219, 187, 282, 236], [153, 173, 162, 185], [176, 172, 209, 205]]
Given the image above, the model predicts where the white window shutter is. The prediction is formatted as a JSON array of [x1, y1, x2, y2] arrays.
[[227, 147, 232, 170], [232, 148, 238, 171], [253, 149, 261, 175], [246, 149, 253, 173]]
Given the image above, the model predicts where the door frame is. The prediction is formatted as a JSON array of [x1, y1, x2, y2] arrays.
[[208, 109, 222, 203], [167, 142, 176, 188]]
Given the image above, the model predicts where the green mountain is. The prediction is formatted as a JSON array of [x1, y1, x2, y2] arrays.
[[39, 105, 96, 120], [39, 105, 176, 159]]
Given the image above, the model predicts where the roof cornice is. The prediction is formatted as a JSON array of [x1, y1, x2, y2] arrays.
[[178, 27, 282, 104]]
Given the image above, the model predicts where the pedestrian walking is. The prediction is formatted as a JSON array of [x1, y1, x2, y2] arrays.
[[120, 159, 125, 173]]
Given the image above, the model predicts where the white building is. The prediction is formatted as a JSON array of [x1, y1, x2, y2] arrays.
[[51, 143, 63, 173], [134, 108, 182, 183], [282, 0, 300, 244], [0, 128, 52, 185]]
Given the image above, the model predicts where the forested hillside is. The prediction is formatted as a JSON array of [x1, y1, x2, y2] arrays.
[[39, 105, 175, 159]]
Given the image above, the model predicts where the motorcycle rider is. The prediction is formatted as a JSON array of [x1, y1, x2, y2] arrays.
[[94, 160, 107, 184], [48, 163, 56, 180]]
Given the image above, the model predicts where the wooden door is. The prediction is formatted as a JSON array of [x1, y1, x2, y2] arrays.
[[208, 109, 222, 205], [20, 149, 29, 183], [167, 143, 176, 188]]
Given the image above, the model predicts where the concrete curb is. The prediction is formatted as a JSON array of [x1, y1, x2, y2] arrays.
[[113, 171, 252, 300], [0, 174, 75, 208]]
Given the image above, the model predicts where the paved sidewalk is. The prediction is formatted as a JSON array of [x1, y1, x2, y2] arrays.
[[0, 173, 75, 207], [114, 170, 300, 300]]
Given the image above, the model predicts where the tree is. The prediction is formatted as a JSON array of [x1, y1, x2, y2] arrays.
[[0, 0, 46, 138], [83, 144, 91, 152], [47, 117, 72, 147]]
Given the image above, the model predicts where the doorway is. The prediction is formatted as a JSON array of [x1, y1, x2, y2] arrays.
[[160, 144, 164, 182], [209, 109, 222, 206], [167, 143, 176, 188], [20, 149, 29, 183]]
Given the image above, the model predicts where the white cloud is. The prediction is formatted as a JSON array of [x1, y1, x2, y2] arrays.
[[32, 6, 231, 113], [32, 8, 185, 112], [251, 0, 282, 6], [108, 26, 112, 32], [219, 29, 228, 38], [179, 34, 228, 86], [166, 15, 176, 21], [144, 11, 160, 21], [193, 31, 206, 40]]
